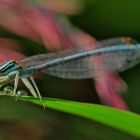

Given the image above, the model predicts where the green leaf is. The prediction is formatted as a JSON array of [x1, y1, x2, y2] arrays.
[[19, 96, 140, 138]]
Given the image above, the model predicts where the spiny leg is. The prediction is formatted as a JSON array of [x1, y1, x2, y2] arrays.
[[30, 76, 45, 108], [21, 77, 38, 97], [0, 71, 21, 97], [30, 76, 42, 100], [21, 77, 45, 108], [13, 71, 20, 98]]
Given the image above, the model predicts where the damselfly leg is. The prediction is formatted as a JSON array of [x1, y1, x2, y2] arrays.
[[0, 61, 43, 102], [21, 76, 45, 108]]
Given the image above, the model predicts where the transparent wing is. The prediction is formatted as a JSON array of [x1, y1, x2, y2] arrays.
[[18, 38, 140, 79], [19, 37, 136, 67], [44, 50, 140, 79]]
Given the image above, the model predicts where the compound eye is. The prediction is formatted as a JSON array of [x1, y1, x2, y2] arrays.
[[16, 90, 28, 96], [3, 86, 14, 95], [2, 86, 28, 96]]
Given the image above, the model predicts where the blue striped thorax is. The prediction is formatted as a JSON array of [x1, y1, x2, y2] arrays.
[[0, 60, 21, 76], [0, 60, 37, 78], [19, 68, 37, 77], [0, 60, 36, 77], [0, 60, 22, 85]]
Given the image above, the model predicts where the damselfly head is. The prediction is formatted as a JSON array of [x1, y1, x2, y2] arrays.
[[0, 85, 28, 96], [0, 60, 21, 77], [16, 90, 28, 96], [3, 86, 14, 95]]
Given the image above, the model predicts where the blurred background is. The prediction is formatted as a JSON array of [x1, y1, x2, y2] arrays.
[[0, 0, 140, 139]]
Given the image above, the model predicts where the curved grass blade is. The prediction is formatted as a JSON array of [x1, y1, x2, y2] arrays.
[[19, 96, 140, 138]]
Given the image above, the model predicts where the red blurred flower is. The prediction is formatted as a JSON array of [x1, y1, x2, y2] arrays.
[[0, 49, 25, 63], [71, 29, 128, 110], [0, 0, 128, 109]]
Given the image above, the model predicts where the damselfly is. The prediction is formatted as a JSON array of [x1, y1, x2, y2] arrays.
[[0, 37, 140, 100]]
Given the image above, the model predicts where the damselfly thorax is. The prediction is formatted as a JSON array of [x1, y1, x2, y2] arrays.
[[0, 60, 42, 100]]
